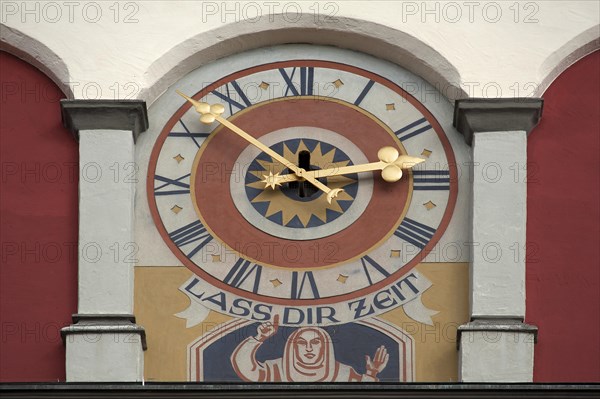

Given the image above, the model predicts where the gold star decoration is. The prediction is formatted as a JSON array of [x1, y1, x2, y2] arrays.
[[173, 154, 185, 163], [390, 250, 402, 258], [262, 171, 283, 190], [386, 103, 396, 111], [171, 205, 183, 214], [247, 140, 356, 228], [259, 82, 270, 90], [421, 149, 432, 158], [333, 79, 344, 88], [211, 255, 221, 262], [337, 274, 348, 284], [423, 201, 437, 211], [270, 279, 282, 288]]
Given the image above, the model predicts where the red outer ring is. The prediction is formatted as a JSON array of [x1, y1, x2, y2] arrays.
[[194, 98, 408, 269], [147, 60, 458, 306]]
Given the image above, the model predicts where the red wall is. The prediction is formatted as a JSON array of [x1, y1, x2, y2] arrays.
[[0, 51, 78, 382], [526, 51, 600, 382], [0, 48, 597, 383]]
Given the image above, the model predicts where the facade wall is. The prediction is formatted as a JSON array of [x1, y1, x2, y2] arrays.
[[0, 51, 78, 382], [0, 1, 598, 384], [526, 50, 600, 382]]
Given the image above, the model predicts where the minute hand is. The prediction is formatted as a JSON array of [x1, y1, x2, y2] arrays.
[[175, 91, 342, 203], [211, 115, 345, 203]]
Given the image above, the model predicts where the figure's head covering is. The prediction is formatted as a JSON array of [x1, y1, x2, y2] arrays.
[[283, 327, 337, 382]]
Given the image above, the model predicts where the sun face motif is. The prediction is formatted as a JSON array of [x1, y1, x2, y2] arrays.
[[244, 139, 358, 228]]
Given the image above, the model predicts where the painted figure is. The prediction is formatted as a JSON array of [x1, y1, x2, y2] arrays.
[[231, 315, 389, 382]]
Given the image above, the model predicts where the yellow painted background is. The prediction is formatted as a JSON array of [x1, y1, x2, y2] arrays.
[[134, 263, 468, 382]]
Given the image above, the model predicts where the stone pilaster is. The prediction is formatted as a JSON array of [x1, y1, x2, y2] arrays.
[[60, 100, 148, 382], [453, 99, 542, 382]]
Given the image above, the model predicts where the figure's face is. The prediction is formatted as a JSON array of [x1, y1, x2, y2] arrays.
[[294, 330, 324, 365]]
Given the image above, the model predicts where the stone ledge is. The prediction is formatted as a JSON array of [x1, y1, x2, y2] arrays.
[[453, 98, 543, 145], [1, 383, 599, 398], [61, 314, 147, 350], [457, 319, 538, 349], [60, 100, 148, 142]]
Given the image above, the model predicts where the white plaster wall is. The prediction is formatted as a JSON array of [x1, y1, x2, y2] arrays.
[[78, 130, 135, 314], [1, 1, 598, 102], [470, 131, 527, 318], [66, 333, 144, 381], [460, 330, 535, 382]]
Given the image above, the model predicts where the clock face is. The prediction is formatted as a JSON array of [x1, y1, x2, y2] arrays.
[[148, 60, 457, 325]]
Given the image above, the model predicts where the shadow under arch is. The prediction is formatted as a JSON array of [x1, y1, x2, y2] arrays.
[[536, 25, 599, 97], [142, 15, 466, 105], [0, 23, 72, 98]]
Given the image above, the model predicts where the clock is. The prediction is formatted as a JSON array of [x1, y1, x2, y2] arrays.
[[147, 51, 458, 326]]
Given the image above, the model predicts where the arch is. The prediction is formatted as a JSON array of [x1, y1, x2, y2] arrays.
[[0, 23, 72, 97], [142, 14, 465, 105], [536, 25, 599, 96]]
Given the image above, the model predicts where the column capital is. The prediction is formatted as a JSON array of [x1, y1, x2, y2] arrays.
[[60, 99, 149, 142], [453, 98, 544, 145]]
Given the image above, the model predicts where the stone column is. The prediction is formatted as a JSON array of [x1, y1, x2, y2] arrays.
[[453, 99, 542, 382], [60, 100, 148, 382]]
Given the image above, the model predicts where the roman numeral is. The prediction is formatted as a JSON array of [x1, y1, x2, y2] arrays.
[[223, 259, 262, 293], [154, 174, 190, 196], [299, 67, 314, 95], [168, 119, 209, 148], [354, 79, 375, 105], [168, 220, 212, 258], [212, 81, 252, 114], [395, 118, 432, 141], [413, 170, 450, 190], [361, 255, 391, 285], [393, 218, 436, 249], [291, 271, 320, 299], [279, 67, 315, 96]]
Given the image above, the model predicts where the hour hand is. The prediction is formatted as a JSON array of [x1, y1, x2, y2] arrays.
[[262, 147, 425, 187]]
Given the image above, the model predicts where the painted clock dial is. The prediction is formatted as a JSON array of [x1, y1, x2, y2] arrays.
[[148, 60, 457, 325]]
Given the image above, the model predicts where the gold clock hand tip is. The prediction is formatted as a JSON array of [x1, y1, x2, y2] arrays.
[[176, 90, 212, 115], [176, 90, 190, 100], [326, 188, 343, 204], [396, 156, 426, 169], [382, 165, 403, 182], [378, 146, 400, 163]]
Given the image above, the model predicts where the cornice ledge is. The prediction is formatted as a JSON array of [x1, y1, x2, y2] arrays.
[[60, 100, 148, 142], [453, 98, 544, 146]]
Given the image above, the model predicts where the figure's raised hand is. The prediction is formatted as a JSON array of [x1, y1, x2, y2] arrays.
[[365, 345, 389, 377], [255, 314, 280, 342]]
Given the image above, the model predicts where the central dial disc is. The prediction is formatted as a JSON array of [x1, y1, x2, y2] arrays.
[[235, 133, 368, 239]]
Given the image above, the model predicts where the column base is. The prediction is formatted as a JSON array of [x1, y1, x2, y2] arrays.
[[458, 319, 538, 382], [61, 314, 146, 382]]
